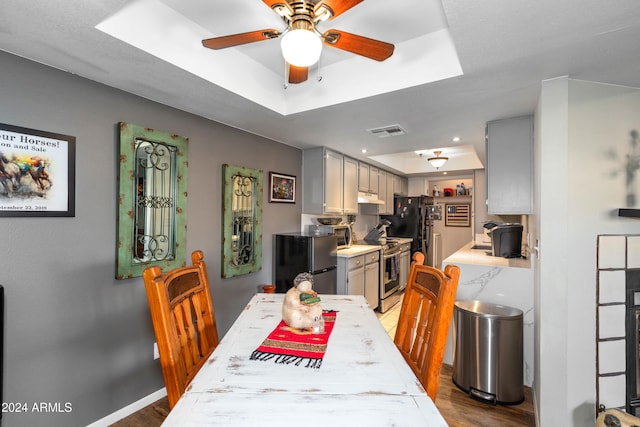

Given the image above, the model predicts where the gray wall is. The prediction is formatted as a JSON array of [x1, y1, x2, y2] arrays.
[[0, 51, 302, 426]]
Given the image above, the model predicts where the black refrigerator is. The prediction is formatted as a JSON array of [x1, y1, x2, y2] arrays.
[[381, 195, 434, 258], [274, 233, 337, 294]]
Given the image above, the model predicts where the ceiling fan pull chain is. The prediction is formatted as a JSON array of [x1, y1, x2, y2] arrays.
[[316, 56, 323, 82], [283, 60, 289, 90]]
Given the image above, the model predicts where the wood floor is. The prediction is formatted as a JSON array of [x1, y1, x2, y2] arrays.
[[110, 399, 169, 427], [111, 300, 535, 427], [437, 364, 535, 427]]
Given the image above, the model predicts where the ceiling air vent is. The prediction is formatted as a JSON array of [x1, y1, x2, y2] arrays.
[[366, 124, 406, 138]]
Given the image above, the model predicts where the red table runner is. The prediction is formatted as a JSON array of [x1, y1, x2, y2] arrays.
[[250, 311, 337, 368]]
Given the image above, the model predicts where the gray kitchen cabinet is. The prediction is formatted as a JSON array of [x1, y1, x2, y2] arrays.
[[338, 255, 365, 296], [378, 170, 390, 214], [385, 172, 395, 214], [359, 162, 379, 194], [302, 147, 357, 214], [343, 156, 358, 214], [486, 115, 533, 214], [358, 162, 370, 192], [325, 150, 344, 213], [392, 174, 399, 196], [370, 166, 379, 194], [348, 260, 365, 296], [393, 174, 408, 196], [364, 250, 380, 310]]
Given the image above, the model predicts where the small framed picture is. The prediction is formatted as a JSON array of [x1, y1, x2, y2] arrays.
[[0, 122, 75, 217], [445, 203, 471, 227], [269, 172, 296, 203]]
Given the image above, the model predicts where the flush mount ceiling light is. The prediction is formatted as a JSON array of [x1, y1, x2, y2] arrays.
[[427, 150, 448, 169], [280, 28, 323, 67]]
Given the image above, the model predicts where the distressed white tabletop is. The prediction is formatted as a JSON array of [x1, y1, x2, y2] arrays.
[[162, 294, 448, 427]]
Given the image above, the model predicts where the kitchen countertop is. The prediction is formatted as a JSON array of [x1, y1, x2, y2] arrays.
[[337, 244, 382, 257], [337, 238, 413, 258], [443, 241, 531, 269], [391, 237, 413, 246]]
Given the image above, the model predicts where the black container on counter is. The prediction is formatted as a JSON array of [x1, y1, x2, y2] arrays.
[[489, 224, 523, 258]]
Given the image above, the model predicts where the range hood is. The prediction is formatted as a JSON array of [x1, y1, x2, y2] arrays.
[[357, 192, 385, 205]]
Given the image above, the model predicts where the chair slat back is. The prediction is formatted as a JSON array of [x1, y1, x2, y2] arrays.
[[143, 250, 219, 408], [394, 263, 459, 401]]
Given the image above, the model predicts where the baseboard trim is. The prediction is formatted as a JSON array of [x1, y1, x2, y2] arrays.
[[532, 384, 540, 427], [85, 388, 167, 427]]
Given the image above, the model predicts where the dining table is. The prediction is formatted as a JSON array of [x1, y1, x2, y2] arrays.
[[161, 293, 448, 426]]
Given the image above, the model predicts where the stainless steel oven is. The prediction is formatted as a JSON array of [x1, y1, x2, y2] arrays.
[[380, 242, 402, 313]]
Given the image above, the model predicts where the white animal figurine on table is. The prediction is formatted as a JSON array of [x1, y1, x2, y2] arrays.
[[596, 408, 640, 427], [282, 273, 323, 331]]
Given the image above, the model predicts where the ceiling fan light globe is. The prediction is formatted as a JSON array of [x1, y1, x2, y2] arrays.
[[281, 29, 322, 67]]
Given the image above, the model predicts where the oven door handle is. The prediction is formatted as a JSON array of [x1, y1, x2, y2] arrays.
[[383, 251, 400, 260]]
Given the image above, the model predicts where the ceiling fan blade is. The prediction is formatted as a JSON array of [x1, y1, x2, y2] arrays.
[[315, 0, 364, 19], [288, 65, 308, 84], [263, 0, 293, 15], [202, 29, 280, 50], [323, 29, 394, 61]]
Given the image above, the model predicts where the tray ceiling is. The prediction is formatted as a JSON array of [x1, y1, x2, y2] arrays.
[[1, 0, 640, 176]]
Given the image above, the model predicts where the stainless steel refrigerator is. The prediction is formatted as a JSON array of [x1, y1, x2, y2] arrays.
[[274, 233, 337, 294], [381, 195, 434, 263]]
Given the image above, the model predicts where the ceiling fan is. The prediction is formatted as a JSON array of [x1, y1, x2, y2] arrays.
[[201, 0, 395, 84]]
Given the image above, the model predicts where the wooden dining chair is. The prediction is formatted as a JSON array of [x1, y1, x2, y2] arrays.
[[143, 250, 219, 409], [411, 251, 425, 266], [394, 263, 460, 402]]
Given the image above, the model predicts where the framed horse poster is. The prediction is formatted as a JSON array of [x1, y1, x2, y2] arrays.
[[0, 123, 75, 217]]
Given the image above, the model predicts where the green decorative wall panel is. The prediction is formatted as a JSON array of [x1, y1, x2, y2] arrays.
[[116, 122, 188, 279], [222, 164, 263, 278]]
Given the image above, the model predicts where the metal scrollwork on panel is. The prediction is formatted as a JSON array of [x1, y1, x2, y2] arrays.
[[116, 122, 188, 279], [133, 139, 178, 264], [222, 164, 263, 278], [232, 174, 255, 266]]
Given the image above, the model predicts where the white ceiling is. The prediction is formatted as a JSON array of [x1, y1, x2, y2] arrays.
[[95, 0, 463, 116], [1, 0, 640, 177]]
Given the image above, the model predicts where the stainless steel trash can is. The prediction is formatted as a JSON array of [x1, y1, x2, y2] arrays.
[[452, 300, 524, 405]]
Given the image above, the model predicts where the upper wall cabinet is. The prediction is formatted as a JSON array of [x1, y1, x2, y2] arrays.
[[323, 149, 343, 213], [303, 147, 357, 214], [378, 170, 390, 214], [378, 170, 395, 215], [343, 157, 358, 214], [393, 174, 408, 197], [370, 167, 379, 194], [486, 115, 534, 214], [379, 171, 404, 214], [358, 162, 379, 194], [358, 162, 369, 193]]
